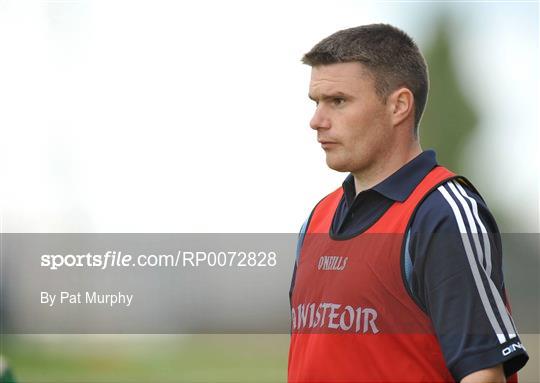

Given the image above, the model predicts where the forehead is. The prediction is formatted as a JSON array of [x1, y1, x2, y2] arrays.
[[309, 62, 374, 95]]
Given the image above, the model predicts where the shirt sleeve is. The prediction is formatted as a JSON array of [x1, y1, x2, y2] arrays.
[[407, 178, 529, 381]]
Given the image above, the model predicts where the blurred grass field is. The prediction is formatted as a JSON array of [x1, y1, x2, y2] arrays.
[[1, 334, 289, 382], [2, 334, 538, 382]]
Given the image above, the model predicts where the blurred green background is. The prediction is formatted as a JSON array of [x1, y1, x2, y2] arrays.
[[1, 335, 288, 382]]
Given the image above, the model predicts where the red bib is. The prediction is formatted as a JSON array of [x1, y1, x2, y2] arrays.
[[289, 166, 457, 383]]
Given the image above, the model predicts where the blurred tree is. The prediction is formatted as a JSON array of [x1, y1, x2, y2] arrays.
[[0, 356, 17, 383], [420, 15, 477, 173], [419, 15, 521, 230]]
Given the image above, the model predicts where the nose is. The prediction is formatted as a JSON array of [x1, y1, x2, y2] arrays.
[[310, 105, 331, 131]]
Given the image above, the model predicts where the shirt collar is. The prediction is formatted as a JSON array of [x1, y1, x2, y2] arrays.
[[342, 150, 438, 204]]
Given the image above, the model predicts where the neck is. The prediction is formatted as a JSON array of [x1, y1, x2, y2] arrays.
[[353, 141, 422, 196]]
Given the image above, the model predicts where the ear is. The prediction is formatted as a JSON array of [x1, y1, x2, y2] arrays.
[[388, 87, 414, 128]]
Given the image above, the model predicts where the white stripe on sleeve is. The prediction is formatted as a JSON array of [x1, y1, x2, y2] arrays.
[[438, 184, 507, 344], [452, 180, 492, 276], [449, 180, 517, 339]]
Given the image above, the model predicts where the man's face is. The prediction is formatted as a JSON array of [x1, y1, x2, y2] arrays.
[[308, 62, 393, 174]]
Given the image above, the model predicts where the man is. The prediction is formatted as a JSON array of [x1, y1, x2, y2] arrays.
[[288, 24, 528, 383]]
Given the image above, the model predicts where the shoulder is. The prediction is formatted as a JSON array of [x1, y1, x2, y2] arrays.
[[410, 177, 499, 235], [406, 177, 504, 294], [303, 187, 345, 230]]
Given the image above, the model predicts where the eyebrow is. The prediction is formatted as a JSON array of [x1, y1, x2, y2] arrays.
[[308, 91, 349, 102]]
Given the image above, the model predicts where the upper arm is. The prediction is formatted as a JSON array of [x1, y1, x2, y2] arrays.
[[407, 179, 528, 381]]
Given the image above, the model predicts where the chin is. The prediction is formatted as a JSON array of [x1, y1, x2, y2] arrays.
[[325, 158, 350, 173]]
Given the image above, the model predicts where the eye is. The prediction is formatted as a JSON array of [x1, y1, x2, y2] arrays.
[[332, 97, 346, 106]]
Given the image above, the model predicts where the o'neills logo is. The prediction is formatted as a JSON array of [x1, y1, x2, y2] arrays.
[[291, 302, 379, 334], [318, 256, 348, 271]]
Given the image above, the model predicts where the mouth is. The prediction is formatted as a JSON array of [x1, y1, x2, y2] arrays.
[[318, 140, 339, 150]]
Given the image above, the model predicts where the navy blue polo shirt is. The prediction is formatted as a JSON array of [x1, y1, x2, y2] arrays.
[[292, 150, 528, 381]]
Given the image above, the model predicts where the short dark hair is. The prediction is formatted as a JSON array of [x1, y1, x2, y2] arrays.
[[302, 24, 428, 133]]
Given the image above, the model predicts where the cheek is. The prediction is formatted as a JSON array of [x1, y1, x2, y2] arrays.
[[343, 110, 390, 155], [342, 110, 372, 142]]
